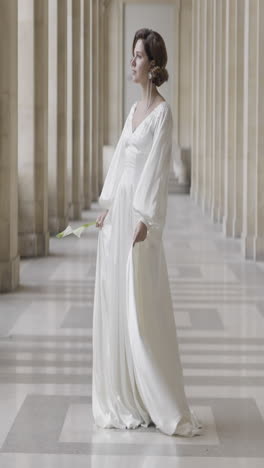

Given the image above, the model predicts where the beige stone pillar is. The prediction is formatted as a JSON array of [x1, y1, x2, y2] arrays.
[[80, 0, 84, 209], [67, 0, 73, 217], [204, 0, 213, 215], [219, 0, 228, 227], [255, 1, 264, 260], [223, 0, 236, 237], [243, 0, 264, 260], [196, 0, 206, 207], [223, 0, 245, 239], [0, 0, 20, 292], [83, 0, 92, 208], [18, 0, 49, 257], [190, 0, 199, 202], [48, 0, 69, 234], [242, 0, 257, 259], [211, 0, 223, 223], [90, 0, 99, 200], [47, 0, 59, 234], [198, 0, 207, 210], [71, 0, 82, 219], [18, 0, 35, 255], [98, 0, 105, 193], [179, 0, 191, 147], [173, 0, 180, 147], [57, 0, 69, 231], [233, 0, 246, 238], [34, 0, 49, 253]]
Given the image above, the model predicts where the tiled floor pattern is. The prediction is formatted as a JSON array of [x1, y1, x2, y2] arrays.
[[1, 194, 264, 467]]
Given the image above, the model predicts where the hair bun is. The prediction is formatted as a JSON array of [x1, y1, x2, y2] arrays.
[[151, 65, 169, 87]]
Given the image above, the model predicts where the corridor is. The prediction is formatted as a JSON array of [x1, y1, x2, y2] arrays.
[[0, 194, 264, 466]]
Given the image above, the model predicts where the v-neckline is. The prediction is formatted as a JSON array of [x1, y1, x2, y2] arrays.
[[131, 100, 166, 134]]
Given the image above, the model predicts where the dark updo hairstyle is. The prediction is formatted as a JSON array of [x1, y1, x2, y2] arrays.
[[132, 28, 169, 87]]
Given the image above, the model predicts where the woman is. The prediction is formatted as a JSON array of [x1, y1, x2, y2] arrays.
[[92, 28, 202, 437]]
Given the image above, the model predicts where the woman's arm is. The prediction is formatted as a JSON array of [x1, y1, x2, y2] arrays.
[[98, 105, 135, 210], [133, 104, 173, 235]]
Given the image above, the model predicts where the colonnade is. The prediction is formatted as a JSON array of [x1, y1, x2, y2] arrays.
[[191, 0, 264, 261], [0, 0, 106, 292], [1, 0, 264, 293]]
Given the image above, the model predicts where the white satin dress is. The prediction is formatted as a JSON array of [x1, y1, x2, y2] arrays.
[[92, 100, 202, 436]]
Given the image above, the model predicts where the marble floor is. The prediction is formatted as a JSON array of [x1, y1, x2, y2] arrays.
[[1, 194, 264, 467]]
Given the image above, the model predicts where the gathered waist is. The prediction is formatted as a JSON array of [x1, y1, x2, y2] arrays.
[[123, 147, 147, 171]]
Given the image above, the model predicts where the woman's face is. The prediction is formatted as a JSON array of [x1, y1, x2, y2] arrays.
[[130, 39, 152, 84]]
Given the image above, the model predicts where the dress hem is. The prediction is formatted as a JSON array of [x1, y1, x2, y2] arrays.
[[93, 409, 203, 437]]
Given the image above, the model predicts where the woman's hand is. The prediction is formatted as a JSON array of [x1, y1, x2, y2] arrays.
[[133, 221, 148, 247], [96, 210, 109, 228]]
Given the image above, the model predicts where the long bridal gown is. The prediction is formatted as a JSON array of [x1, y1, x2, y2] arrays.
[[92, 100, 202, 437]]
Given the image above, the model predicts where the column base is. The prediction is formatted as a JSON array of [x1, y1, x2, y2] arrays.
[[49, 216, 69, 236], [223, 215, 234, 237], [233, 216, 242, 238], [19, 232, 49, 258], [58, 216, 69, 233], [190, 184, 196, 201], [202, 197, 211, 217], [242, 235, 264, 261], [254, 236, 264, 261], [211, 203, 219, 224], [83, 198, 92, 210], [70, 202, 82, 220], [68, 202, 74, 220], [241, 234, 255, 259], [0, 255, 20, 292], [196, 190, 203, 207]]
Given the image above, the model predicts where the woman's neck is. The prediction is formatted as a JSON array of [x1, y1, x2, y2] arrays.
[[140, 81, 159, 105]]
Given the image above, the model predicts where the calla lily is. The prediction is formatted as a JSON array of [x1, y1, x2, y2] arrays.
[[56, 221, 96, 239]]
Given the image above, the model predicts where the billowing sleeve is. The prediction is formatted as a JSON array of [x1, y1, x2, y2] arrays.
[[98, 110, 131, 210], [133, 105, 173, 231]]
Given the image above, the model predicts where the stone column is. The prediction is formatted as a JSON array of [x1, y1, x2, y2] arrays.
[[178, 0, 192, 190], [71, 0, 82, 219], [80, 0, 84, 209], [198, 0, 207, 210], [219, 0, 228, 227], [190, 0, 199, 202], [255, 0, 264, 260], [196, 0, 206, 207], [47, 0, 59, 234], [34, 0, 49, 253], [173, 0, 180, 147], [243, 0, 264, 260], [233, 0, 246, 238], [48, 0, 69, 234], [204, 0, 213, 215], [0, 0, 20, 292], [242, 0, 257, 259], [98, 0, 105, 193], [18, 0, 35, 255], [83, 0, 92, 208], [18, 0, 49, 257], [211, 0, 223, 223], [223, 0, 237, 237], [57, 0, 69, 231], [90, 0, 99, 200], [67, 0, 73, 217]]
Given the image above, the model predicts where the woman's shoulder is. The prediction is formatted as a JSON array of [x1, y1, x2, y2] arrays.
[[154, 100, 172, 124], [157, 99, 171, 112]]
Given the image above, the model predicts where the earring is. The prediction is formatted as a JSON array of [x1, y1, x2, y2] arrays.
[[146, 71, 152, 110]]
